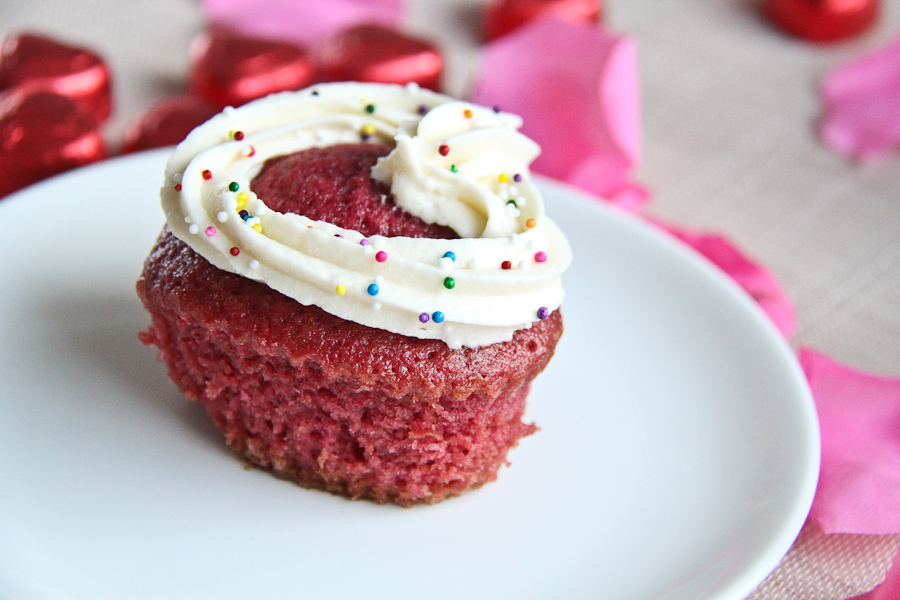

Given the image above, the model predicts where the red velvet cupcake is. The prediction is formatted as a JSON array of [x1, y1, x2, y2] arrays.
[[138, 83, 570, 506]]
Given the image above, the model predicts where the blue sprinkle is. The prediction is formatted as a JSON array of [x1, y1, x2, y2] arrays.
[[442, 251, 456, 261], [432, 311, 445, 323], [367, 283, 379, 296]]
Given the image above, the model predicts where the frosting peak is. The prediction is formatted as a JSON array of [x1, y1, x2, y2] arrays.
[[161, 82, 570, 349]]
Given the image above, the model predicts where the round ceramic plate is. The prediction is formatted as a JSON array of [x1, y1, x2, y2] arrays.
[[0, 150, 819, 600]]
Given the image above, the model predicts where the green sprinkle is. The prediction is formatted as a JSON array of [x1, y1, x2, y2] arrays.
[[228, 181, 239, 192], [506, 200, 517, 207], [365, 104, 375, 114], [443, 277, 455, 290], [450, 164, 458, 173]]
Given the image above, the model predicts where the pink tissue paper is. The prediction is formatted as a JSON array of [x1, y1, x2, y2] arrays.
[[472, 17, 646, 210], [820, 36, 900, 161], [803, 349, 900, 535], [200, 0, 405, 46]]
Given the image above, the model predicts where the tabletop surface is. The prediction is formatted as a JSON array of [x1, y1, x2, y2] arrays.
[[2, 0, 899, 598]]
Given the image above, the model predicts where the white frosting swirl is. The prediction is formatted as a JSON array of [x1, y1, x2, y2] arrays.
[[161, 82, 571, 349]]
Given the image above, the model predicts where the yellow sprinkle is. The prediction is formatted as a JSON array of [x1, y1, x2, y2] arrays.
[[336, 285, 346, 295], [526, 218, 536, 228], [361, 124, 376, 135], [237, 192, 249, 202], [498, 174, 508, 183], [463, 109, 473, 118], [252, 223, 262, 233]]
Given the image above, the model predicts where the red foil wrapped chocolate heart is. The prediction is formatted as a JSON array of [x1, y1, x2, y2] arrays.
[[483, 0, 602, 41], [318, 25, 443, 91], [0, 32, 112, 125], [764, 0, 879, 42], [0, 91, 105, 198], [123, 96, 220, 153], [190, 28, 315, 108]]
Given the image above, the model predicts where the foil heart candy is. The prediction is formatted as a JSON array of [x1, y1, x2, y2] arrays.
[[764, 0, 879, 42], [123, 96, 220, 153], [0, 32, 112, 125], [190, 28, 316, 108], [483, 0, 603, 41], [317, 24, 443, 91], [0, 91, 106, 198]]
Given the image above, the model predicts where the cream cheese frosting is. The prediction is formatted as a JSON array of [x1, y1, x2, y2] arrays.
[[160, 82, 571, 349]]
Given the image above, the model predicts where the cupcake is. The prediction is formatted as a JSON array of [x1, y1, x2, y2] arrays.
[[137, 82, 571, 506]]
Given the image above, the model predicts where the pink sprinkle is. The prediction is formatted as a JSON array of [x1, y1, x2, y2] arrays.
[[206, 226, 216, 236], [376, 250, 388, 262], [535, 251, 547, 262]]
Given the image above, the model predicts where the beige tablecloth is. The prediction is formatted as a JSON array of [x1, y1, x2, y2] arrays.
[[3, 0, 899, 597]]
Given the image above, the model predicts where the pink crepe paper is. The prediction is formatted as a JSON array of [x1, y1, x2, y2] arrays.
[[820, 36, 900, 161], [200, 0, 405, 46], [471, 18, 646, 211], [803, 349, 900, 535], [849, 546, 900, 600], [649, 220, 796, 337]]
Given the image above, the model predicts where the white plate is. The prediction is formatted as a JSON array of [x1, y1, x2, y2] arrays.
[[0, 150, 819, 600]]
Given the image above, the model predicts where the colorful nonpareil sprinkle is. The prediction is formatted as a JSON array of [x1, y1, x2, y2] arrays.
[[336, 284, 346, 295], [499, 173, 508, 183], [367, 283, 379, 296], [450, 164, 458, 173], [206, 226, 216, 236], [365, 104, 375, 114], [202, 169, 212, 180], [174, 184, 182, 191], [501, 261, 512, 270], [439, 144, 449, 156], [513, 173, 522, 182], [376, 250, 388, 262], [419, 312, 430, 323], [463, 109, 473, 118], [228, 181, 240, 192], [443, 277, 455, 289], [217, 211, 228, 222], [230, 247, 240, 256], [432, 311, 445, 323], [526, 218, 536, 228], [535, 251, 547, 262], [537, 307, 549, 320], [360, 239, 369, 246], [442, 251, 456, 261]]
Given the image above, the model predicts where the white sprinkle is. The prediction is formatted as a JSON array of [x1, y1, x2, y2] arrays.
[[254, 199, 266, 213], [241, 145, 253, 156], [499, 182, 508, 191], [363, 245, 373, 254], [374, 276, 384, 285], [498, 189, 509, 201], [438, 257, 453, 270], [223, 106, 235, 115], [249, 259, 259, 269], [184, 216, 193, 224], [518, 260, 528, 270], [516, 196, 526, 205], [371, 236, 385, 250], [527, 240, 537, 250], [508, 186, 518, 196], [514, 208, 521, 217], [216, 211, 228, 223], [372, 302, 382, 311], [469, 257, 480, 269], [509, 233, 519, 243], [188, 224, 199, 234], [173, 172, 182, 183]]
